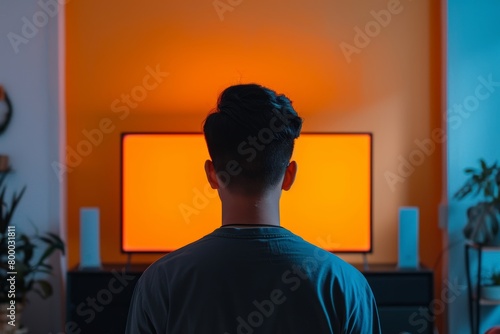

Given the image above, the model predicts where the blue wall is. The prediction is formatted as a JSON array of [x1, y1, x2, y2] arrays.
[[447, 1, 500, 333]]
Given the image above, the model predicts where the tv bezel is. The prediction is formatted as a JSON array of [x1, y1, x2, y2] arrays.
[[120, 132, 373, 254]]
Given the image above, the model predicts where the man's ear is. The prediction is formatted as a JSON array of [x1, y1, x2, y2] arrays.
[[282, 161, 297, 191], [204, 160, 219, 189]]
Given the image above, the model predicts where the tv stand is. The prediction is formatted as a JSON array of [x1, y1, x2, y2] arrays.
[[66, 263, 433, 333], [66, 264, 147, 334], [359, 264, 434, 334]]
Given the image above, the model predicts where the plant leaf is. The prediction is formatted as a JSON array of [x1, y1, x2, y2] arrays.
[[39, 236, 54, 245], [464, 204, 491, 244], [32, 279, 53, 299], [480, 159, 487, 171], [3, 186, 26, 227], [454, 183, 473, 200], [36, 245, 56, 266], [18, 234, 34, 264], [489, 210, 499, 236], [38, 263, 53, 270], [465, 168, 476, 174], [47, 232, 65, 254], [485, 181, 493, 198]]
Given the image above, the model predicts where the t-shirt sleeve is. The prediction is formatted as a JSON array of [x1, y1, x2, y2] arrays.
[[125, 276, 159, 334], [341, 269, 382, 334]]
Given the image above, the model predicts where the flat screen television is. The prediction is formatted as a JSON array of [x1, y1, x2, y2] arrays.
[[121, 132, 372, 253]]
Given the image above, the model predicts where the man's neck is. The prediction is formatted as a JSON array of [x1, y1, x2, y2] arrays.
[[220, 193, 281, 227]]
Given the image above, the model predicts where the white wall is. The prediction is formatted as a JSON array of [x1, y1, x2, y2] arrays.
[[0, 0, 65, 332], [446, 1, 500, 333]]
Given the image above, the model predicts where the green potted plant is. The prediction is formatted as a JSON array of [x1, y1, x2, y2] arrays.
[[481, 268, 500, 301], [453, 159, 500, 246], [0, 171, 65, 333]]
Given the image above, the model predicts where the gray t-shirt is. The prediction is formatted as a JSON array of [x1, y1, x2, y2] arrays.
[[126, 226, 381, 333]]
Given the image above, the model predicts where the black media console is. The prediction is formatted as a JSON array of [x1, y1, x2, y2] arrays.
[[66, 264, 433, 334]]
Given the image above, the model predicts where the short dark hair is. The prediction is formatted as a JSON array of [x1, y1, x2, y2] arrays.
[[203, 84, 303, 195]]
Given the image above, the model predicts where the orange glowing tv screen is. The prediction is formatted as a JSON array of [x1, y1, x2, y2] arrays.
[[121, 133, 372, 253]]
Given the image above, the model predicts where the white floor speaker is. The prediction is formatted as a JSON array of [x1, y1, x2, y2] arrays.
[[80, 207, 102, 269], [398, 207, 419, 269]]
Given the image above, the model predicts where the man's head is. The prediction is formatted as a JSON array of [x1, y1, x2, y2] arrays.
[[203, 84, 303, 196]]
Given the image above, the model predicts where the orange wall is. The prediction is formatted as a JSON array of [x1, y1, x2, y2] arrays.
[[66, 0, 442, 269]]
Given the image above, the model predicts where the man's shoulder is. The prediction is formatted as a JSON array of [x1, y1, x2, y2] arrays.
[[289, 235, 360, 269], [140, 231, 218, 275], [140, 227, 365, 283]]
